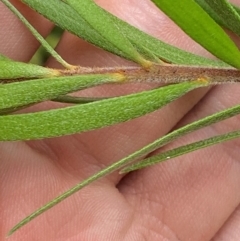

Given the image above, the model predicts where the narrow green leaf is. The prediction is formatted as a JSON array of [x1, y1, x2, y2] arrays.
[[151, 0, 240, 68], [0, 60, 59, 79], [22, 0, 228, 67], [122, 130, 240, 172], [0, 80, 208, 141], [0, 74, 119, 110], [196, 0, 240, 37]]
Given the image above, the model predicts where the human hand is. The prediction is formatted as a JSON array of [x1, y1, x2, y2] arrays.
[[1, 1, 240, 240]]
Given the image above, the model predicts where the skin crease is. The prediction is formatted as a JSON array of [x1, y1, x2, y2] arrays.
[[0, 0, 240, 240]]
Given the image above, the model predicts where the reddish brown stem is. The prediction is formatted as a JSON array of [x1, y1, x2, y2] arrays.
[[60, 64, 240, 84]]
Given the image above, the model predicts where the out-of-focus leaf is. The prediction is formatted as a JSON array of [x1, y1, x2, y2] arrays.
[[195, 0, 223, 24], [151, 0, 240, 68], [196, 0, 240, 37]]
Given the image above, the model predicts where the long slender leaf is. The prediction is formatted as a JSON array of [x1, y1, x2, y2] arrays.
[[0, 74, 119, 110], [122, 130, 240, 172], [151, 0, 240, 68], [22, 0, 228, 67], [0, 80, 208, 141]]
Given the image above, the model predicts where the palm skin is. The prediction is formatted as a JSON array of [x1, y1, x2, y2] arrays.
[[1, 0, 240, 240]]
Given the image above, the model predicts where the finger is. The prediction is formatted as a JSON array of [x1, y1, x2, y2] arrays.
[[0, 0, 53, 61]]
